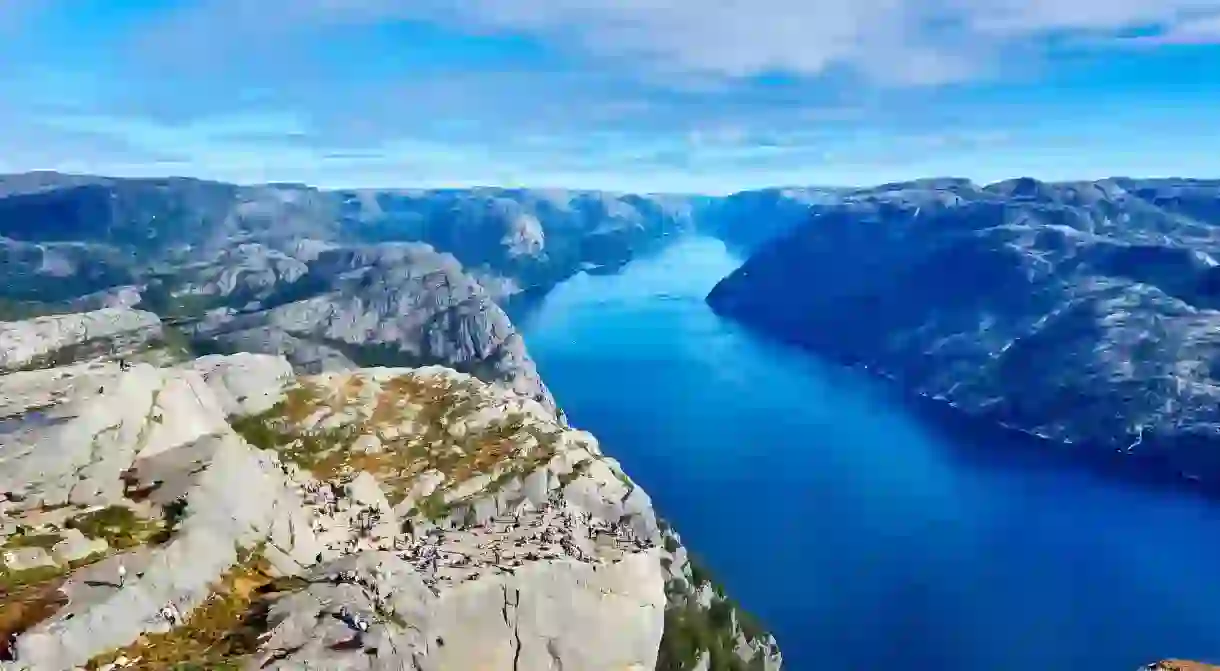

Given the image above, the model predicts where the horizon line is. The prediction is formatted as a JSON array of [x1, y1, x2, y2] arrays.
[[4, 168, 1219, 198]]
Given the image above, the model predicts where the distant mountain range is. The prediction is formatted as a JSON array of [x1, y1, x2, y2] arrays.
[[9, 171, 1220, 492]]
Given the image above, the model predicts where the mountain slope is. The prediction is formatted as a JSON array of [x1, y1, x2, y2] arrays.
[[181, 242, 555, 408], [0, 173, 698, 304], [0, 309, 781, 670], [708, 177, 1220, 485]]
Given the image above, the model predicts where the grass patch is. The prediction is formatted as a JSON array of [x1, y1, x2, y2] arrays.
[[65, 506, 167, 550], [2, 533, 62, 551], [232, 371, 564, 506], [0, 550, 108, 640], [84, 550, 289, 671], [656, 557, 774, 671]]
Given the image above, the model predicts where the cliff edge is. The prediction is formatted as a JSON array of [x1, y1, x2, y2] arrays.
[[0, 308, 779, 670]]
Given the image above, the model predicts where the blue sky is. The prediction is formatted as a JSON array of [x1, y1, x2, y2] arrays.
[[0, 0, 1218, 193]]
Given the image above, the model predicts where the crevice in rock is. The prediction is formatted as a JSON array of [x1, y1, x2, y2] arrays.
[[501, 584, 522, 671]]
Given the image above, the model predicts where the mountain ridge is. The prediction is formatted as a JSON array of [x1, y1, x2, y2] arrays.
[[708, 176, 1220, 490]]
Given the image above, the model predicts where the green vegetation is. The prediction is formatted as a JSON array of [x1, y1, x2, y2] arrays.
[[85, 550, 291, 671], [656, 556, 774, 671], [688, 558, 768, 643], [414, 491, 452, 521], [231, 371, 564, 508], [137, 281, 224, 322], [143, 325, 196, 363], [65, 505, 169, 549], [1, 532, 62, 551], [657, 599, 767, 671]]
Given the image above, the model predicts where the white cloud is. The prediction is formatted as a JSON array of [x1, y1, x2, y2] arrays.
[[138, 0, 1220, 84]]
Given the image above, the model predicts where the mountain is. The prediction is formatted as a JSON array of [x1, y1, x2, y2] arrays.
[[0, 173, 698, 304], [708, 176, 1220, 487], [0, 173, 778, 670], [334, 188, 699, 299], [697, 186, 850, 253], [0, 307, 781, 670], [0, 173, 701, 411]]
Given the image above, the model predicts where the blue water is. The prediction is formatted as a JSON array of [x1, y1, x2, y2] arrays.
[[515, 236, 1220, 671]]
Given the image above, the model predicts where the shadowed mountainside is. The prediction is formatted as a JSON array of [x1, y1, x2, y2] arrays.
[[709, 176, 1220, 487]]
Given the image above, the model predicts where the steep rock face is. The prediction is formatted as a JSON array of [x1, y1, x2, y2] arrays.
[[709, 177, 1220, 484], [187, 243, 554, 408], [0, 310, 779, 670], [335, 188, 699, 299]]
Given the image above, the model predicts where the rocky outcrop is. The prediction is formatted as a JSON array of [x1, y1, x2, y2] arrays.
[[186, 243, 554, 409], [709, 176, 1220, 486], [0, 307, 162, 372], [0, 311, 778, 670]]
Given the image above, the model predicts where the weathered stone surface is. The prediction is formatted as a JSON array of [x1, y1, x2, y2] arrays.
[[188, 352, 295, 416], [0, 307, 161, 371], [255, 549, 665, 671], [2, 546, 55, 571], [187, 244, 556, 410], [51, 528, 108, 563]]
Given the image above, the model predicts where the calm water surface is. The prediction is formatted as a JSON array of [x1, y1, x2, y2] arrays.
[[514, 236, 1220, 671]]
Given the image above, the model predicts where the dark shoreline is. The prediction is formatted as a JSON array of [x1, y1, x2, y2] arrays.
[[707, 300, 1220, 504]]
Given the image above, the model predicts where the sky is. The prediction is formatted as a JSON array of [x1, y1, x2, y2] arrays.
[[0, 0, 1218, 193]]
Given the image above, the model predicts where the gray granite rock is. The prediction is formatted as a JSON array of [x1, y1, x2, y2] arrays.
[[51, 528, 109, 563], [0, 316, 778, 670], [0, 307, 161, 371]]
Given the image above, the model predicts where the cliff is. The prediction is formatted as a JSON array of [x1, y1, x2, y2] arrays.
[[0, 308, 780, 670], [0, 174, 697, 305], [708, 176, 1220, 486]]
